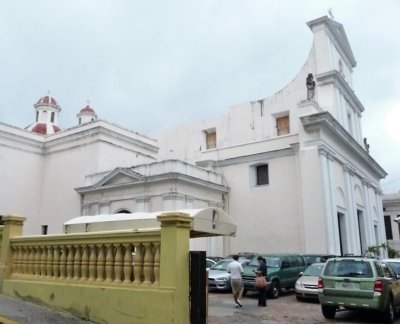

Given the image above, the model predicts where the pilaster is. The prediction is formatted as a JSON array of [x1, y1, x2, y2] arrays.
[[0, 215, 26, 291], [157, 212, 191, 324], [343, 165, 360, 254]]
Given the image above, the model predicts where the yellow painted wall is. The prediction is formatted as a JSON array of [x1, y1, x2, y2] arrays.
[[3, 280, 177, 324]]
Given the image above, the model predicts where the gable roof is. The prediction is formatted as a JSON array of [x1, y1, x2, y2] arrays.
[[92, 167, 145, 188]]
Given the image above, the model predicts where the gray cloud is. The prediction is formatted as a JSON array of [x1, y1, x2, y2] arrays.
[[1, 0, 399, 192]]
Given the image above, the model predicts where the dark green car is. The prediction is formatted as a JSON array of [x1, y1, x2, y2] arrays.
[[318, 257, 400, 322], [242, 253, 306, 299]]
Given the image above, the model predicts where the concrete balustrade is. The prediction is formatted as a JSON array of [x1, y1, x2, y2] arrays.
[[0, 213, 191, 324], [8, 232, 160, 285]]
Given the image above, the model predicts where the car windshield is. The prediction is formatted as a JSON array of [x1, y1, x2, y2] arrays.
[[386, 262, 400, 275], [211, 259, 248, 270], [303, 256, 319, 264], [323, 260, 373, 278], [210, 260, 230, 271], [249, 257, 281, 268], [303, 264, 324, 276]]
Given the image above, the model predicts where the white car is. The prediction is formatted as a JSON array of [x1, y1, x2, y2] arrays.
[[382, 258, 400, 276], [208, 258, 250, 291], [295, 262, 325, 301]]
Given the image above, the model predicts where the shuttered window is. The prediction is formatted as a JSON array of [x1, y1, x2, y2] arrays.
[[276, 116, 290, 136], [206, 131, 216, 149]]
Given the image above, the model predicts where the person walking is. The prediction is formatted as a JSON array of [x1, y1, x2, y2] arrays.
[[256, 256, 267, 307], [227, 255, 244, 308]]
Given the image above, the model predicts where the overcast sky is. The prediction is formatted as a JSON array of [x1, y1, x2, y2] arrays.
[[1, 0, 399, 193]]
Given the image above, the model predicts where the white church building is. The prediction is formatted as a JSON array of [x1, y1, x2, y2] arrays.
[[0, 15, 387, 257]]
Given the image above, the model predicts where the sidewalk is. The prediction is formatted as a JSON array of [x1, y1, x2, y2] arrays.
[[0, 294, 93, 324]]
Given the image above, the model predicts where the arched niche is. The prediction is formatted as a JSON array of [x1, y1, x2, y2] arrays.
[[336, 187, 346, 209], [354, 185, 364, 208]]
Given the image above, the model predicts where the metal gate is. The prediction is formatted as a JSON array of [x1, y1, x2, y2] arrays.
[[189, 251, 207, 324]]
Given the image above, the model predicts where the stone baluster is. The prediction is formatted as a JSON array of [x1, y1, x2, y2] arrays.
[[33, 247, 40, 276], [142, 243, 154, 285], [81, 245, 89, 281], [46, 245, 53, 278], [59, 246, 67, 279], [153, 243, 160, 285], [13, 246, 21, 276], [40, 246, 47, 277], [133, 244, 144, 285], [96, 245, 105, 282], [88, 245, 97, 281], [22, 246, 29, 276], [73, 245, 81, 281], [53, 246, 60, 278], [122, 243, 132, 284], [66, 245, 74, 280], [104, 244, 114, 283], [28, 247, 35, 276], [114, 244, 123, 283]]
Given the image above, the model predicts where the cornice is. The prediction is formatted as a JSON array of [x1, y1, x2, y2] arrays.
[[0, 127, 45, 155], [301, 112, 387, 179], [75, 172, 229, 195], [43, 125, 159, 155], [197, 147, 295, 168], [316, 70, 364, 113]]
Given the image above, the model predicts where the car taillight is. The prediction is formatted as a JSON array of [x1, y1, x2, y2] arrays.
[[374, 280, 383, 292], [318, 277, 324, 289]]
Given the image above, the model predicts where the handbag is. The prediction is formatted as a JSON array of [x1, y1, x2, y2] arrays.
[[255, 274, 267, 289]]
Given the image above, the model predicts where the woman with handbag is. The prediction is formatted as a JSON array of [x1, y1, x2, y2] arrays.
[[255, 256, 267, 307]]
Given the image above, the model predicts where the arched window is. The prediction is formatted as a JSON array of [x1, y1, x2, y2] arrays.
[[50, 112, 55, 123], [116, 209, 131, 214]]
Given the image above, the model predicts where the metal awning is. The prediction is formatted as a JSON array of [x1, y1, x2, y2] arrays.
[[63, 208, 236, 238]]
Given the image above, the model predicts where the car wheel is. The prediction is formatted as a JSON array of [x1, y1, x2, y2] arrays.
[[383, 297, 395, 323], [268, 280, 280, 299], [321, 305, 336, 319]]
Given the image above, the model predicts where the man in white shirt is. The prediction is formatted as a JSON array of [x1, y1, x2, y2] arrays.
[[227, 255, 244, 308]]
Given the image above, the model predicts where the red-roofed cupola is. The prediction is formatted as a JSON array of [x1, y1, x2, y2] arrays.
[[77, 103, 97, 125], [26, 93, 62, 135]]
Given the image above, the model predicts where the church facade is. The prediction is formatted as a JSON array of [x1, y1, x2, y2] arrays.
[[0, 16, 388, 257]]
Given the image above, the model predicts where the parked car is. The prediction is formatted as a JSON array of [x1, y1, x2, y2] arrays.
[[302, 254, 336, 266], [382, 259, 400, 276], [208, 258, 250, 291], [206, 258, 217, 270], [207, 256, 224, 263], [318, 257, 400, 322], [242, 253, 307, 299], [225, 252, 256, 260], [295, 262, 324, 300]]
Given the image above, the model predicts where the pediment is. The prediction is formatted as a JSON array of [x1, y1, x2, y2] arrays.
[[95, 168, 144, 188]]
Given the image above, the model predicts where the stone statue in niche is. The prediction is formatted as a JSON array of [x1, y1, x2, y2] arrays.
[[363, 138, 370, 153], [306, 73, 316, 100]]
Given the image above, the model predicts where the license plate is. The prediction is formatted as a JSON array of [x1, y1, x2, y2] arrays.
[[342, 282, 354, 289]]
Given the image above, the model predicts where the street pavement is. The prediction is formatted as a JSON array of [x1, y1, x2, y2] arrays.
[[0, 294, 93, 324], [1, 290, 398, 323], [208, 290, 398, 323]]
